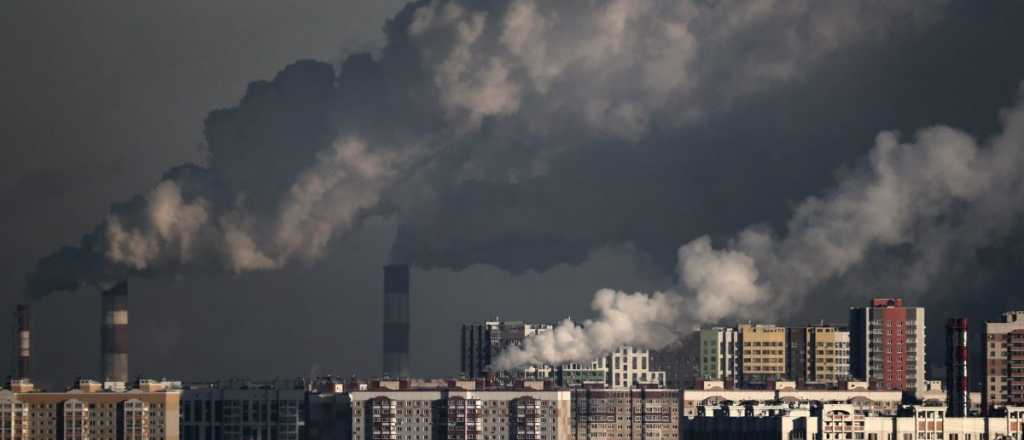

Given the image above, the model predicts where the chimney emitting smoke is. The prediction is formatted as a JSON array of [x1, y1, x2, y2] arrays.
[[101, 281, 128, 382]]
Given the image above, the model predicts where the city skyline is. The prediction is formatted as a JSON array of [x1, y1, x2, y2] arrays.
[[2, 0, 1024, 391]]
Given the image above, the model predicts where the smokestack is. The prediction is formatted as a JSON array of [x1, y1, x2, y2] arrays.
[[101, 281, 128, 382], [13, 304, 30, 380], [946, 318, 969, 417], [382, 264, 410, 378]]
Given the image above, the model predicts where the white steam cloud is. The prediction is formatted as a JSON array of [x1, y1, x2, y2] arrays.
[[106, 138, 403, 273], [495, 85, 1024, 369]]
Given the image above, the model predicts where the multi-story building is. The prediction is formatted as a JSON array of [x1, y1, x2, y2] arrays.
[[786, 325, 850, 386], [462, 319, 666, 388], [571, 387, 678, 440], [462, 319, 555, 379], [347, 380, 572, 440], [738, 324, 787, 387], [682, 403, 1024, 440], [849, 298, 926, 392], [180, 379, 309, 440], [984, 310, 1024, 411], [0, 378, 180, 440], [699, 327, 739, 385], [680, 381, 903, 419]]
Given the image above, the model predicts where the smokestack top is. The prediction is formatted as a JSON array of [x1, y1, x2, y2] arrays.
[[16, 304, 30, 312], [102, 281, 128, 297], [15, 304, 30, 331]]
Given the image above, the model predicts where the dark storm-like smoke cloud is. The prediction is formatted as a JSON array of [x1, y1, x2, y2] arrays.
[[27, 0, 946, 297]]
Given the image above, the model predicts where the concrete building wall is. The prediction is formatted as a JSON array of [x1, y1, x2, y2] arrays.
[[738, 324, 787, 387]]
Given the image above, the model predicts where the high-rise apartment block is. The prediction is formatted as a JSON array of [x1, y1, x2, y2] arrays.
[[947, 318, 969, 417], [984, 311, 1024, 410], [786, 325, 851, 386], [0, 379, 180, 440], [849, 298, 926, 392], [382, 265, 411, 378], [461, 319, 666, 388], [699, 327, 739, 385], [738, 324, 788, 387]]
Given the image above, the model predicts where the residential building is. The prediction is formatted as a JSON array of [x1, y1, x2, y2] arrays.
[[947, 318, 970, 417], [682, 403, 1024, 440], [180, 379, 309, 440], [0, 378, 180, 440], [699, 327, 738, 385], [984, 310, 1024, 411], [347, 380, 572, 440], [785, 325, 850, 387], [680, 381, 903, 419], [571, 387, 678, 440], [738, 324, 787, 387], [849, 298, 926, 392], [461, 319, 666, 388]]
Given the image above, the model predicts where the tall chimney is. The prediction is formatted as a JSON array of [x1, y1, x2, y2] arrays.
[[382, 264, 410, 378], [101, 281, 128, 382], [946, 318, 969, 417], [13, 304, 30, 380]]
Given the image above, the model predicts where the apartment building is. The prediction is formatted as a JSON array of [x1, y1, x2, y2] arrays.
[[849, 298, 927, 392], [984, 310, 1024, 411], [347, 380, 572, 440], [738, 324, 788, 387], [571, 387, 678, 440], [699, 327, 739, 385], [680, 381, 902, 419], [180, 379, 308, 440], [462, 319, 665, 388], [682, 403, 1024, 440], [0, 379, 180, 440], [790, 325, 851, 386]]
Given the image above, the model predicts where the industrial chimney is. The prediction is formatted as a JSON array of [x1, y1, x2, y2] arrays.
[[382, 264, 410, 378], [101, 281, 128, 383], [12, 304, 30, 380], [946, 318, 969, 417]]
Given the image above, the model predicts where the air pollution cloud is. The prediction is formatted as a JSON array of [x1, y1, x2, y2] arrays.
[[496, 86, 1024, 369], [26, 0, 941, 298]]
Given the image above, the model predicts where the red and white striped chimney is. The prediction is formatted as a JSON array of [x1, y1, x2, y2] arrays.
[[13, 304, 30, 380]]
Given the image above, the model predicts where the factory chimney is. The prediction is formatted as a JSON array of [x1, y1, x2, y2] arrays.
[[101, 281, 128, 383], [382, 264, 410, 378], [12, 304, 30, 380], [946, 318, 969, 417]]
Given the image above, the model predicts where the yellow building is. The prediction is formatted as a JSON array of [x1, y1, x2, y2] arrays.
[[0, 379, 180, 440], [739, 324, 787, 386]]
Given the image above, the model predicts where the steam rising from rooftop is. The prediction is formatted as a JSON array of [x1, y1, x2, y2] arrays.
[[496, 87, 1024, 369]]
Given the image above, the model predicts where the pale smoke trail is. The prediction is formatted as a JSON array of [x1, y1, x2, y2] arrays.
[[495, 86, 1024, 369]]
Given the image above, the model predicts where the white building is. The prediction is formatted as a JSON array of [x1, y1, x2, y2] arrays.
[[699, 327, 739, 384]]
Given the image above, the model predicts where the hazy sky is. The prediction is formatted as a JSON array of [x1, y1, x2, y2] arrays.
[[2, 1, 1024, 389]]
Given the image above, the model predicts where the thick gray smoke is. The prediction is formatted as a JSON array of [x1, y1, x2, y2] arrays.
[[26, 0, 944, 297], [496, 86, 1024, 369]]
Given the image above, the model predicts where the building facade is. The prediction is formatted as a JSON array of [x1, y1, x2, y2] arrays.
[[984, 310, 1024, 411], [348, 381, 572, 440], [738, 324, 788, 387], [699, 327, 739, 385], [180, 380, 308, 440], [462, 320, 665, 388], [570, 387, 678, 440], [0, 379, 180, 440], [849, 298, 926, 392]]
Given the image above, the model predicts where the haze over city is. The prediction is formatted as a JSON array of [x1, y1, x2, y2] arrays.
[[3, 0, 1024, 395]]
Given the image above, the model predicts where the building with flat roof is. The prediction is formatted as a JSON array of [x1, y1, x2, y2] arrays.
[[849, 298, 927, 392], [0, 378, 180, 440], [984, 310, 1024, 411]]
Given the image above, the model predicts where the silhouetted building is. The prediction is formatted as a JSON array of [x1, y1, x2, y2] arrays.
[[946, 318, 969, 416]]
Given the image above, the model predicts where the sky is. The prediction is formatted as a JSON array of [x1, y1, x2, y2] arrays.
[[2, 0, 1024, 389]]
